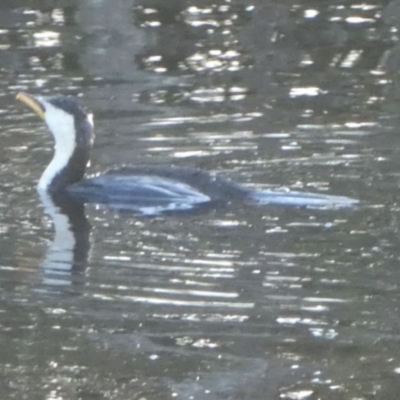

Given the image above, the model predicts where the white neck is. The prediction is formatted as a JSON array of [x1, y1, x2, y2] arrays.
[[37, 102, 76, 191]]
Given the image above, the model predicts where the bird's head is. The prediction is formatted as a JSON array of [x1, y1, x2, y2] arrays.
[[16, 92, 94, 150], [16, 92, 94, 191]]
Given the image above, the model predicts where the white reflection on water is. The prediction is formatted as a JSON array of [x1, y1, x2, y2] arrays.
[[340, 49, 363, 68], [92, 293, 254, 308], [144, 112, 263, 126], [290, 87, 322, 98], [144, 287, 238, 298], [186, 6, 213, 15], [304, 9, 319, 19], [33, 31, 60, 47], [345, 16, 375, 24]]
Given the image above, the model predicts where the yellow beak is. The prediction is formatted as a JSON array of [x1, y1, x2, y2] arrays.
[[16, 92, 45, 120]]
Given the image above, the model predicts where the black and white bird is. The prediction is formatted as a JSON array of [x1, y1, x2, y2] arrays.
[[16, 92, 357, 212]]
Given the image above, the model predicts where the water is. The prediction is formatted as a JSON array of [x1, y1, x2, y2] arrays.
[[1, 1, 400, 399]]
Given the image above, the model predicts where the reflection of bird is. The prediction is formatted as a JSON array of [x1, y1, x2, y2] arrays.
[[16, 92, 357, 212], [39, 190, 91, 280]]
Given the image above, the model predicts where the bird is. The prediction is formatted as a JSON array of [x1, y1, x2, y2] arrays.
[[16, 92, 357, 213]]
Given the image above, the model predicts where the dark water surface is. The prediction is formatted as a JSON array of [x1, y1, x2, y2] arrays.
[[1, 0, 400, 399]]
